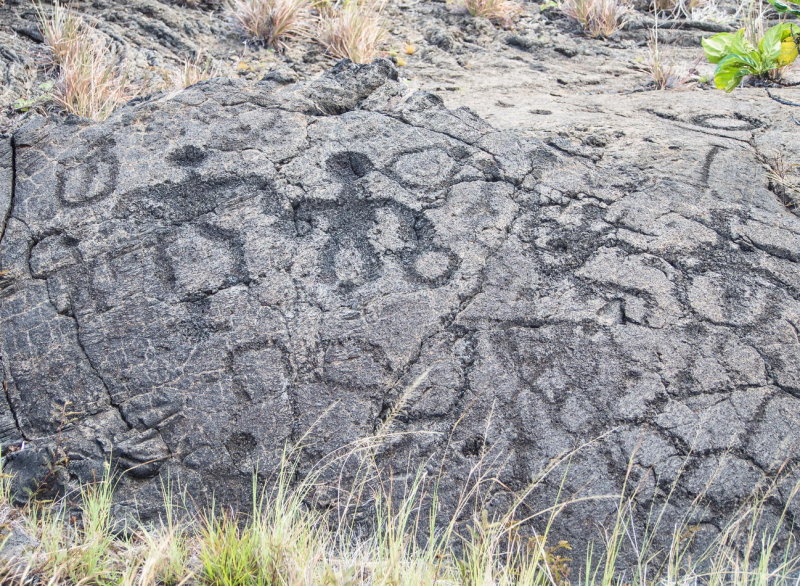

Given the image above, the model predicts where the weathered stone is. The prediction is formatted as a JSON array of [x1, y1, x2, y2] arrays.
[[0, 61, 799, 559]]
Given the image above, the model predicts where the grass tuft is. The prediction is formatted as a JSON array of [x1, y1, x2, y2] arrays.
[[642, 27, 693, 89], [767, 153, 800, 210], [228, 0, 312, 50], [557, 0, 631, 38], [458, 0, 525, 29], [317, 0, 388, 63], [178, 54, 220, 88], [35, 1, 131, 121]]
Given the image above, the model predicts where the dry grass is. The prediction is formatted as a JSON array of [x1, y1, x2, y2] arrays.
[[651, 0, 731, 23], [317, 0, 387, 64], [35, 0, 83, 63], [767, 153, 800, 210], [458, 0, 525, 29], [741, 0, 767, 46], [642, 28, 695, 89], [646, 29, 674, 89], [669, 0, 731, 22], [652, 0, 704, 14], [228, 0, 312, 50], [557, 0, 631, 38], [177, 54, 219, 88], [1, 435, 800, 585], [35, 1, 131, 121]]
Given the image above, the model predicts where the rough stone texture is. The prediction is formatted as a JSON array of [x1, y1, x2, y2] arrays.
[[0, 503, 38, 570], [1, 60, 799, 556]]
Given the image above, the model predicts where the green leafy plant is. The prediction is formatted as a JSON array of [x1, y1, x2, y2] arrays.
[[769, 0, 800, 17], [702, 22, 800, 91]]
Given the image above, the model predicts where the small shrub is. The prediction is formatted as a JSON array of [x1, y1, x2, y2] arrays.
[[460, 0, 525, 29], [228, 0, 311, 50], [557, 0, 631, 38], [317, 0, 387, 63], [702, 22, 800, 91]]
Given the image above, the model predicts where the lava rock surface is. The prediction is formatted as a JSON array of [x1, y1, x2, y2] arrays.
[[1, 60, 799, 553]]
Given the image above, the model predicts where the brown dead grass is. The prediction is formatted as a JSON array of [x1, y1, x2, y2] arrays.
[[644, 28, 692, 89], [317, 0, 387, 64], [558, 0, 631, 37], [459, 0, 524, 28], [228, 0, 312, 50], [767, 153, 800, 210], [35, 1, 131, 121], [178, 54, 219, 88]]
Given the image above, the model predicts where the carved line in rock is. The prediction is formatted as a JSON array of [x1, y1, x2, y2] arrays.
[[690, 112, 764, 132], [55, 137, 120, 206]]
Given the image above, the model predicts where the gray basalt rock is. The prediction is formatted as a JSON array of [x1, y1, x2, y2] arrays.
[[1, 60, 799, 555]]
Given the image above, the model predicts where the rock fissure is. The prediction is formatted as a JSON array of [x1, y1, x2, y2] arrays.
[[69, 309, 134, 431], [2, 378, 26, 442], [0, 135, 15, 247]]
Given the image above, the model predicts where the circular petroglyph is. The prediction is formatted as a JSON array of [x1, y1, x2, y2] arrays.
[[690, 113, 763, 132], [391, 148, 457, 189], [414, 249, 454, 281]]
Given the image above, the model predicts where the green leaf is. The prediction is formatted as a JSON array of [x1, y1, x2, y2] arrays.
[[759, 22, 799, 65], [768, 0, 800, 17], [702, 29, 755, 64], [713, 53, 761, 92]]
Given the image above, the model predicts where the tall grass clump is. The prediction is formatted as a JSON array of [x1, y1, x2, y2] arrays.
[[228, 0, 312, 49], [317, 0, 387, 63], [557, 0, 631, 38], [199, 458, 326, 584], [458, 0, 525, 29], [2, 442, 800, 584], [26, 463, 120, 584], [35, 1, 131, 121]]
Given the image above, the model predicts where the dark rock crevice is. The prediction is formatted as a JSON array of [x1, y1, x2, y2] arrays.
[[1, 376, 26, 444], [0, 135, 14, 246], [69, 309, 134, 432]]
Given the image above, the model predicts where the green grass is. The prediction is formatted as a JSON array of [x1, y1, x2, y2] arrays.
[[0, 444, 798, 585]]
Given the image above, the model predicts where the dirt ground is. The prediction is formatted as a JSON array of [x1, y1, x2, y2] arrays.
[[1, 0, 799, 207]]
